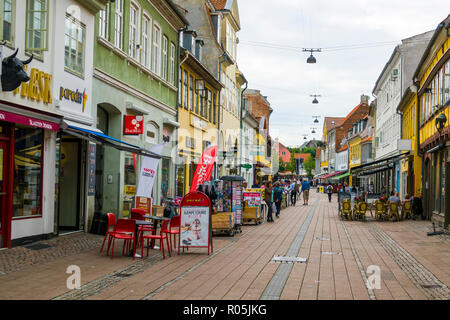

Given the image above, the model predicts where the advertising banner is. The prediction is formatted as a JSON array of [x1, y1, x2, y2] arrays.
[[123, 115, 144, 135], [190, 145, 218, 192], [87, 143, 96, 196], [243, 190, 262, 207], [136, 143, 164, 198]]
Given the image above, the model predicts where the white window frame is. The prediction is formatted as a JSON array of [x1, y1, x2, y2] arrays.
[[152, 22, 161, 75], [64, 14, 85, 77], [128, 1, 140, 61], [162, 35, 168, 81], [141, 12, 151, 68], [114, 0, 124, 50], [98, 3, 109, 39], [1, 0, 15, 46], [169, 42, 175, 84]]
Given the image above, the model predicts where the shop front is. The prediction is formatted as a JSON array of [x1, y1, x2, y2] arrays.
[[0, 104, 62, 248]]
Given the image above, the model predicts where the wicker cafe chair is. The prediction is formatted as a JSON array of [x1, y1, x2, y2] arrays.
[[341, 200, 352, 220], [354, 202, 368, 221], [374, 200, 387, 221], [389, 202, 400, 222], [402, 201, 412, 220]]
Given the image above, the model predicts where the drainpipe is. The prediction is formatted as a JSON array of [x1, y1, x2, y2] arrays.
[[239, 80, 248, 177], [217, 53, 227, 177]]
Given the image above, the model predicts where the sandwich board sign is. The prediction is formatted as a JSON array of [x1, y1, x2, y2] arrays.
[[179, 191, 213, 255]]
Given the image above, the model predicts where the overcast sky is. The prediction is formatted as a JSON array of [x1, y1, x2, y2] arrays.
[[236, 0, 449, 147]]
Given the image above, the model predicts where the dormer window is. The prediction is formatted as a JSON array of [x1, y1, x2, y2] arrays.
[[195, 39, 204, 61], [182, 30, 197, 53]]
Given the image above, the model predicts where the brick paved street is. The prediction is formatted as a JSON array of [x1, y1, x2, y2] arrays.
[[0, 193, 449, 300]]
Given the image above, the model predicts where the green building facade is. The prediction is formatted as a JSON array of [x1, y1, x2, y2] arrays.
[[88, 0, 186, 225]]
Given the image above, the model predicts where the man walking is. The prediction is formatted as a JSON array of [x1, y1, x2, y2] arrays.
[[327, 184, 333, 202], [301, 178, 311, 205], [290, 180, 297, 206], [264, 181, 274, 222], [273, 182, 283, 218]]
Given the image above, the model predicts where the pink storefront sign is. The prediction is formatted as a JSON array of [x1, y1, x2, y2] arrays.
[[0, 109, 59, 131]]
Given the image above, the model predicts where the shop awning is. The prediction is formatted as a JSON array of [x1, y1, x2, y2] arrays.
[[320, 170, 346, 179], [62, 123, 162, 159], [332, 171, 350, 180]]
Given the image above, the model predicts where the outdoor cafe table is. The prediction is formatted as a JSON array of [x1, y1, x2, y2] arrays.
[[129, 216, 170, 257]]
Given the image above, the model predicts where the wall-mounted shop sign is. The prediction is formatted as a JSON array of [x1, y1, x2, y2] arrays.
[[0, 109, 59, 131], [124, 115, 144, 135], [87, 143, 96, 196], [59, 87, 88, 112], [13, 66, 53, 104]]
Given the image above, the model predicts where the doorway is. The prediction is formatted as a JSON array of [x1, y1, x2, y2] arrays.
[[0, 141, 8, 248], [59, 139, 82, 231]]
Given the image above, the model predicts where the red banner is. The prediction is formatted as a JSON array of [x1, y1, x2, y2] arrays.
[[123, 115, 144, 135], [190, 145, 218, 193], [0, 109, 59, 131]]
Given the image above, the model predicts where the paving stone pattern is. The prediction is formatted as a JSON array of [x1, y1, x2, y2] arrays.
[[367, 224, 450, 300], [0, 233, 104, 275]]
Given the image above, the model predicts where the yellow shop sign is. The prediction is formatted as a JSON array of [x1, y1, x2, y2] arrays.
[[13, 66, 53, 104]]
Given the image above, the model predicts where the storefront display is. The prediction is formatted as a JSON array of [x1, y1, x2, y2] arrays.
[[13, 126, 43, 217], [214, 176, 244, 234]]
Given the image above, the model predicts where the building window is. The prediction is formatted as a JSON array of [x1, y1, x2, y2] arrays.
[[26, 0, 49, 58], [114, 0, 124, 49], [152, 23, 161, 75], [1, 0, 14, 45], [13, 126, 43, 218], [169, 43, 175, 85], [162, 36, 168, 80], [208, 90, 212, 122], [64, 14, 85, 77], [98, 3, 109, 40], [141, 14, 151, 68], [124, 154, 136, 186], [183, 70, 188, 109], [194, 81, 199, 114], [189, 75, 194, 111], [128, 2, 139, 60], [200, 89, 204, 117], [444, 61, 450, 104], [213, 93, 217, 124], [161, 158, 170, 199]]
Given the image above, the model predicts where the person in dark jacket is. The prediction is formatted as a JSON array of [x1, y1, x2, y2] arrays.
[[264, 181, 274, 222], [273, 182, 284, 218]]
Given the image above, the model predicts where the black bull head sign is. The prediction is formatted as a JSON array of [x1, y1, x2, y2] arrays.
[[1, 48, 33, 92]]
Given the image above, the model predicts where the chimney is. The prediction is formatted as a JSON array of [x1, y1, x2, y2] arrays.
[[361, 94, 369, 104]]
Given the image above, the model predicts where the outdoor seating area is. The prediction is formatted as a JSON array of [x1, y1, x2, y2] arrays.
[[99, 209, 176, 260], [338, 193, 417, 223]]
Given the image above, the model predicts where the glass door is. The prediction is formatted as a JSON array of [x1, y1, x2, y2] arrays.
[[0, 141, 8, 248]]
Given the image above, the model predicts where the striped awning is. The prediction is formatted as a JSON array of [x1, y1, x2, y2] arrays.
[[319, 170, 346, 179]]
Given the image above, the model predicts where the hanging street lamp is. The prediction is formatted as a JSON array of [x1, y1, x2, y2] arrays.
[[302, 48, 322, 64], [313, 116, 320, 124], [310, 94, 321, 104]]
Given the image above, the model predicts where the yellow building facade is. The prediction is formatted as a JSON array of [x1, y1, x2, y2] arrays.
[[348, 136, 362, 186], [414, 15, 450, 227], [177, 50, 222, 196]]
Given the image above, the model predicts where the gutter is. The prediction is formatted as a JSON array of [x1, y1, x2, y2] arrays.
[[217, 53, 228, 177]]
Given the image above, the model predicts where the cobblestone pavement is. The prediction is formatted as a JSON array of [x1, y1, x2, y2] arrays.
[[0, 193, 449, 300]]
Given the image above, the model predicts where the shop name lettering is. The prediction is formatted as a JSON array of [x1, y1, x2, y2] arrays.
[[60, 87, 88, 112], [142, 168, 155, 177], [13, 66, 53, 104], [0, 114, 4, 120], [28, 119, 53, 130]]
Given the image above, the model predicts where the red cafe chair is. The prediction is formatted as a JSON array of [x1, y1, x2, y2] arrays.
[[142, 220, 171, 259], [131, 208, 155, 248], [164, 215, 181, 255], [100, 213, 116, 254], [108, 219, 137, 260]]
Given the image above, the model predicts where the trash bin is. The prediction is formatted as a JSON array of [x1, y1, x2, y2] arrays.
[[90, 212, 108, 235]]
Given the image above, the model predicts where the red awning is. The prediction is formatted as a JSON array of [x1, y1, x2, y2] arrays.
[[0, 109, 60, 131], [319, 170, 345, 179]]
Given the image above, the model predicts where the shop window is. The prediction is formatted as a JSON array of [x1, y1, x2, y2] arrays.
[[161, 158, 170, 199], [64, 14, 85, 77], [0, 0, 14, 46], [175, 162, 186, 197], [26, 0, 49, 59], [13, 126, 43, 218]]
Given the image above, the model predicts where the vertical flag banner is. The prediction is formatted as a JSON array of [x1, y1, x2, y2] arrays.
[[136, 143, 164, 198], [190, 145, 218, 192]]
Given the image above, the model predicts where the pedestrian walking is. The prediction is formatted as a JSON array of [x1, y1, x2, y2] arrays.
[[264, 181, 274, 222], [293, 181, 300, 206], [327, 184, 333, 202], [300, 178, 311, 205], [289, 180, 296, 206], [273, 182, 283, 218]]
